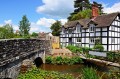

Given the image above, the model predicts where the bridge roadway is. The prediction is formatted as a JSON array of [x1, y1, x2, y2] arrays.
[[0, 39, 51, 79]]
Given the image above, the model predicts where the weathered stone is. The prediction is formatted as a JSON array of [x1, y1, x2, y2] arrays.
[[0, 39, 51, 79]]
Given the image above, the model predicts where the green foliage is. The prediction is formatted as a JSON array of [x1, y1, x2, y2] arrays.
[[50, 20, 62, 36], [107, 52, 120, 62], [93, 45, 104, 52], [45, 56, 83, 65], [68, 0, 103, 21], [70, 9, 92, 21], [81, 67, 101, 79], [66, 45, 83, 53], [19, 15, 30, 37], [95, 38, 101, 45], [18, 68, 74, 79], [82, 47, 92, 53], [108, 70, 120, 79], [31, 32, 38, 38], [0, 24, 14, 39], [46, 56, 52, 64], [66, 45, 92, 53]]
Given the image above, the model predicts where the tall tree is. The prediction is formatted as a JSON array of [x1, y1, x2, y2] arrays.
[[19, 15, 30, 37], [50, 21, 62, 36], [68, 0, 91, 21], [68, 0, 103, 21]]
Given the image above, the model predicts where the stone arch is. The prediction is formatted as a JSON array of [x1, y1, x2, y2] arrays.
[[34, 57, 43, 67]]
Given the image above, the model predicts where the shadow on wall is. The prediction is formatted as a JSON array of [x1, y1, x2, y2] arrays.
[[34, 57, 43, 67]]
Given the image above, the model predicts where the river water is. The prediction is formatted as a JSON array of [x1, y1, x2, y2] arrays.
[[40, 63, 120, 79]]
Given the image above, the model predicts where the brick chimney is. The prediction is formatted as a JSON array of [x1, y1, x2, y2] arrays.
[[92, 3, 99, 18]]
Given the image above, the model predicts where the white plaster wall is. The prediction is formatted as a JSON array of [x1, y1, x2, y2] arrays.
[[102, 38, 107, 44], [102, 28, 107, 31], [86, 38, 89, 43], [102, 32, 107, 36], [96, 32, 100, 36], [103, 45, 107, 51], [96, 28, 100, 31]]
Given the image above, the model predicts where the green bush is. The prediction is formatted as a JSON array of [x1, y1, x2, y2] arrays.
[[18, 68, 74, 79], [66, 45, 93, 54], [46, 56, 83, 65], [82, 47, 92, 53], [66, 45, 83, 53], [107, 52, 120, 62], [93, 45, 104, 52], [45, 56, 52, 64], [81, 67, 101, 79]]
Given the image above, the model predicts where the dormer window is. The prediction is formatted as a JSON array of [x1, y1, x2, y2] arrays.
[[69, 29, 72, 34], [76, 25, 81, 33], [90, 24, 95, 32]]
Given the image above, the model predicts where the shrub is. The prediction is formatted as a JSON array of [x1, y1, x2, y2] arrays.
[[82, 47, 92, 53], [81, 67, 101, 79], [18, 68, 74, 79], [45, 56, 52, 64], [93, 45, 104, 52], [46, 56, 83, 65], [66, 45, 83, 53], [107, 52, 120, 62]]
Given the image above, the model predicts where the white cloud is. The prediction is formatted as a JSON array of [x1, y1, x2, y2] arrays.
[[36, 18, 56, 27], [59, 19, 67, 25], [103, 2, 120, 13], [1, 18, 67, 33], [4, 20, 12, 24], [30, 18, 67, 33], [36, 0, 74, 18]]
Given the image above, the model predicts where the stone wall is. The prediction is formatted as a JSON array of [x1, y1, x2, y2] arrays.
[[0, 39, 51, 66], [0, 39, 51, 78]]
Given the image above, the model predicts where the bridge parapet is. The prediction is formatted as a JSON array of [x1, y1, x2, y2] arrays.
[[0, 39, 51, 66]]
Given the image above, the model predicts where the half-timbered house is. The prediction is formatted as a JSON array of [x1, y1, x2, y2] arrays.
[[60, 5, 120, 51]]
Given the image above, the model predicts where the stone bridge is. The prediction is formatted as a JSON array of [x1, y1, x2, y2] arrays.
[[0, 39, 51, 79]]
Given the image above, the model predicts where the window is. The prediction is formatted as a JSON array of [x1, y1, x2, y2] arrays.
[[69, 29, 72, 34], [111, 38, 115, 44], [76, 26, 81, 33], [90, 38, 94, 43], [90, 24, 95, 32], [77, 38, 81, 43]]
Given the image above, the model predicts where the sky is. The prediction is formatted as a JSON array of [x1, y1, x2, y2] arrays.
[[0, 0, 120, 33]]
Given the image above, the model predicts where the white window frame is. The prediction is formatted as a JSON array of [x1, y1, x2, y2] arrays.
[[90, 24, 95, 32], [90, 38, 95, 44], [76, 25, 81, 33], [76, 38, 81, 43]]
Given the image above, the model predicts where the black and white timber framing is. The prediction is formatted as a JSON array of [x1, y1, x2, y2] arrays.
[[60, 12, 120, 51]]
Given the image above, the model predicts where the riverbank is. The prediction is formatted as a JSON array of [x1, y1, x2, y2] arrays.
[[79, 54, 120, 68]]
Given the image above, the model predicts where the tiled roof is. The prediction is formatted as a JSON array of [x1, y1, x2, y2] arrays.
[[63, 12, 120, 29]]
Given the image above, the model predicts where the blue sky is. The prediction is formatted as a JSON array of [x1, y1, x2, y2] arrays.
[[0, 0, 120, 33]]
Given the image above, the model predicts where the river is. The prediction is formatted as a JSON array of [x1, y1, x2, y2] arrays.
[[40, 63, 120, 79]]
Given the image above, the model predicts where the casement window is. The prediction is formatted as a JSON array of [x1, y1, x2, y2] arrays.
[[69, 29, 72, 34], [77, 38, 81, 43], [90, 24, 95, 32], [76, 26, 81, 33], [90, 38, 95, 43], [111, 38, 115, 44]]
